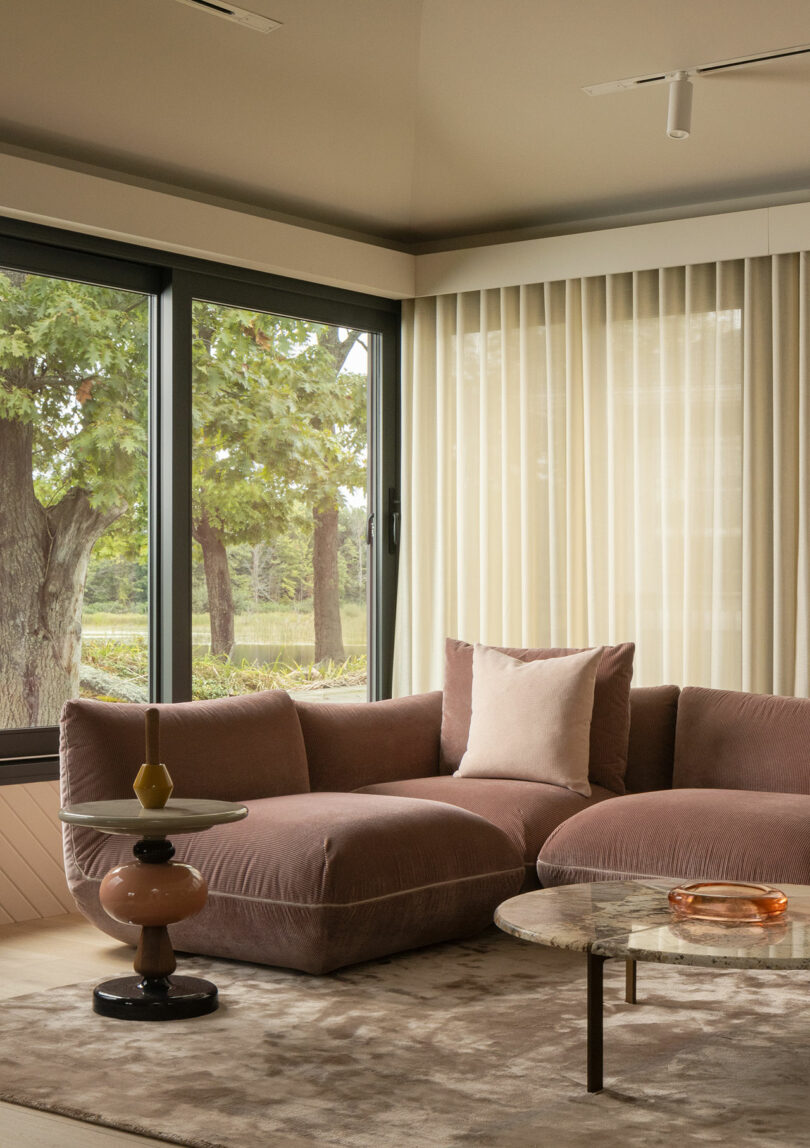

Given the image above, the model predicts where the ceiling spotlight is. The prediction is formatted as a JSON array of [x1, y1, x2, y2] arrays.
[[666, 72, 693, 139], [585, 41, 810, 143]]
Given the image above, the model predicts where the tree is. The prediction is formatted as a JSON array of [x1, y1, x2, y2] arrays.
[[191, 306, 366, 661], [191, 305, 319, 655], [0, 271, 147, 727], [306, 327, 366, 662]]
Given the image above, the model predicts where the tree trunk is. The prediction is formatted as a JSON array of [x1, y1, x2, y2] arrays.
[[312, 503, 345, 663], [193, 513, 235, 657], [306, 326, 362, 666], [0, 418, 124, 728], [251, 544, 262, 608]]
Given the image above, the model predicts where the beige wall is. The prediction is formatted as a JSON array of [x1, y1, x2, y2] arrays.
[[0, 152, 415, 300], [0, 782, 72, 923]]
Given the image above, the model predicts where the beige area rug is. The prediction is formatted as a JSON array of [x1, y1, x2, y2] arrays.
[[1, 928, 810, 1148]]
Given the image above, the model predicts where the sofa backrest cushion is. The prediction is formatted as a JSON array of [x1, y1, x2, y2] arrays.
[[297, 691, 442, 791], [440, 638, 635, 794], [60, 690, 310, 804], [673, 686, 810, 793], [624, 685, 680, 793]]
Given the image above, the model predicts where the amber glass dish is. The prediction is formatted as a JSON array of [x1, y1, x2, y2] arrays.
[[668, 882, 788, 924]]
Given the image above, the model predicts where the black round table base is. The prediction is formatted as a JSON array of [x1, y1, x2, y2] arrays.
[[93, 974, 218, 1021]]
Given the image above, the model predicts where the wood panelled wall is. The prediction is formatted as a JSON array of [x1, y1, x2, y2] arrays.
[[0, 782, 73, 923]]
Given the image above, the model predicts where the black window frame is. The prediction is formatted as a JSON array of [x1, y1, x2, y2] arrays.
[[0, 217, 401, 783]]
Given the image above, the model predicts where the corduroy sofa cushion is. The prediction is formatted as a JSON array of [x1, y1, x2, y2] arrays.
[[356, 775, 615, 884], [536, 788, 810, 888], [440, 638, 635, 793], [60, 691, 309, 805], [673, 687, 810, 793], [64, 792, 525, 974]]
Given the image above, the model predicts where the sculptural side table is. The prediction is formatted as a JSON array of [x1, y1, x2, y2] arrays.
[[59, 798, 248, 1021]]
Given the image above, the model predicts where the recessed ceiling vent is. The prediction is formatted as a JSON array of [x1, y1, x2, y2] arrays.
[[173, 0, 282, 34]]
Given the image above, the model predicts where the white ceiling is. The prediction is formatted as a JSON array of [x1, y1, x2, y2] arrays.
[[2, 0, 810, 249]]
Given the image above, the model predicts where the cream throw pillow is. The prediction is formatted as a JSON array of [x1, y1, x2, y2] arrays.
[[454, 643, 604, 795]]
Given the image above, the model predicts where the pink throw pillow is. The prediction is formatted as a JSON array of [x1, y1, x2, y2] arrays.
[[455, 644, 603, 795]]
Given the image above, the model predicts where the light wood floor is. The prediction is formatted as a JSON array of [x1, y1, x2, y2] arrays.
[[0, 913, 170, 1147]]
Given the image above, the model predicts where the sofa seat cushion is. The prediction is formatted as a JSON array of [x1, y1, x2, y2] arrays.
[[356, 776, 615, 879], [537, 789, 810, 888], [64, 792, 525, 975]]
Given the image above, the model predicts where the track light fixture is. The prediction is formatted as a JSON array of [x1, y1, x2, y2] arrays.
[[583, 40, 810, 142], [666, 72, 693, 140]]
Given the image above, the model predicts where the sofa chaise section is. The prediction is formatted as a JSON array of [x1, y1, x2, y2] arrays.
[[60, 690, 525, 973]]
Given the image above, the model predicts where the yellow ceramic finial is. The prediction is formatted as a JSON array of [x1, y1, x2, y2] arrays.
[[133, 707, 174, 809]]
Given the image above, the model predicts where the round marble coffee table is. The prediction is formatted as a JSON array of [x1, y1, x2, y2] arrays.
[[59, 798, 248, 1021], [495, 879, 810, 1092]]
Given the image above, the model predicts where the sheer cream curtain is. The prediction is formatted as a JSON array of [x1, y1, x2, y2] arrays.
[[394, 254, 810, 697]]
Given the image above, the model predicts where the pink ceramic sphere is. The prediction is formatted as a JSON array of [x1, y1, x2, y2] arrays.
[[99, 860, 207, 927]]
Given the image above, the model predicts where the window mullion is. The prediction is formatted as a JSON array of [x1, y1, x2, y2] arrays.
[[153, 272, 193, 702]]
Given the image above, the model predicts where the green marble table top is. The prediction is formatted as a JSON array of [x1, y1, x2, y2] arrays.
[[59, 798, 248, 837], [495, 880, 810, 970]]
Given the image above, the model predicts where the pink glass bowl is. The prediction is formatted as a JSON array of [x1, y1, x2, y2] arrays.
[[668, 881, 788, 924]]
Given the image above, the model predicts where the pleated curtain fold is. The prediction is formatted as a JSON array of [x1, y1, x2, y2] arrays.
[[394, 254, 810, 697]]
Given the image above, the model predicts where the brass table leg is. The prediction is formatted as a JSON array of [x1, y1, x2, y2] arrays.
[[625, 958, 637, 1004]]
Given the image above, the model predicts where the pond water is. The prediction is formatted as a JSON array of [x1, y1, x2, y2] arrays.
[[82, 610, 366, 668], [82, 623, 365, 669], [201, 643, 366, 666]]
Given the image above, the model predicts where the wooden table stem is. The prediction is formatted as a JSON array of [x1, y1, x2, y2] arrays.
[[135, 925, 177, 982]]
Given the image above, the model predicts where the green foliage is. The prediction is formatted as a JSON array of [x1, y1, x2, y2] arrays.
[[84, 557, 148, 611], [0, 273, 365, 563], [191, 304, 366, 549], [82, 502, 367, 622], [0, 269, 148, 516]]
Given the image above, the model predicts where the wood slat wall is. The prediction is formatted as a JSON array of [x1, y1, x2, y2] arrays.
[[0, 781, 73, 923]]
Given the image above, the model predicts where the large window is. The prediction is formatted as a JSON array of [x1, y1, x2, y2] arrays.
[[0, 224, 400, 781]]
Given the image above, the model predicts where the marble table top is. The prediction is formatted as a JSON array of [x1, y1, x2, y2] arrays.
[[495, 880, 810, 970], [59, 798, 248, 837]]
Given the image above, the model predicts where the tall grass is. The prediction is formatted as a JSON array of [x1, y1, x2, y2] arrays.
[[81, 636, 366, 701]]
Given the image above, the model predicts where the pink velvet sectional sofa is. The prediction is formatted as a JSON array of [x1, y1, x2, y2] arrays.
[[59, 641, 638, 973], [60, 639, 810, 976]]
